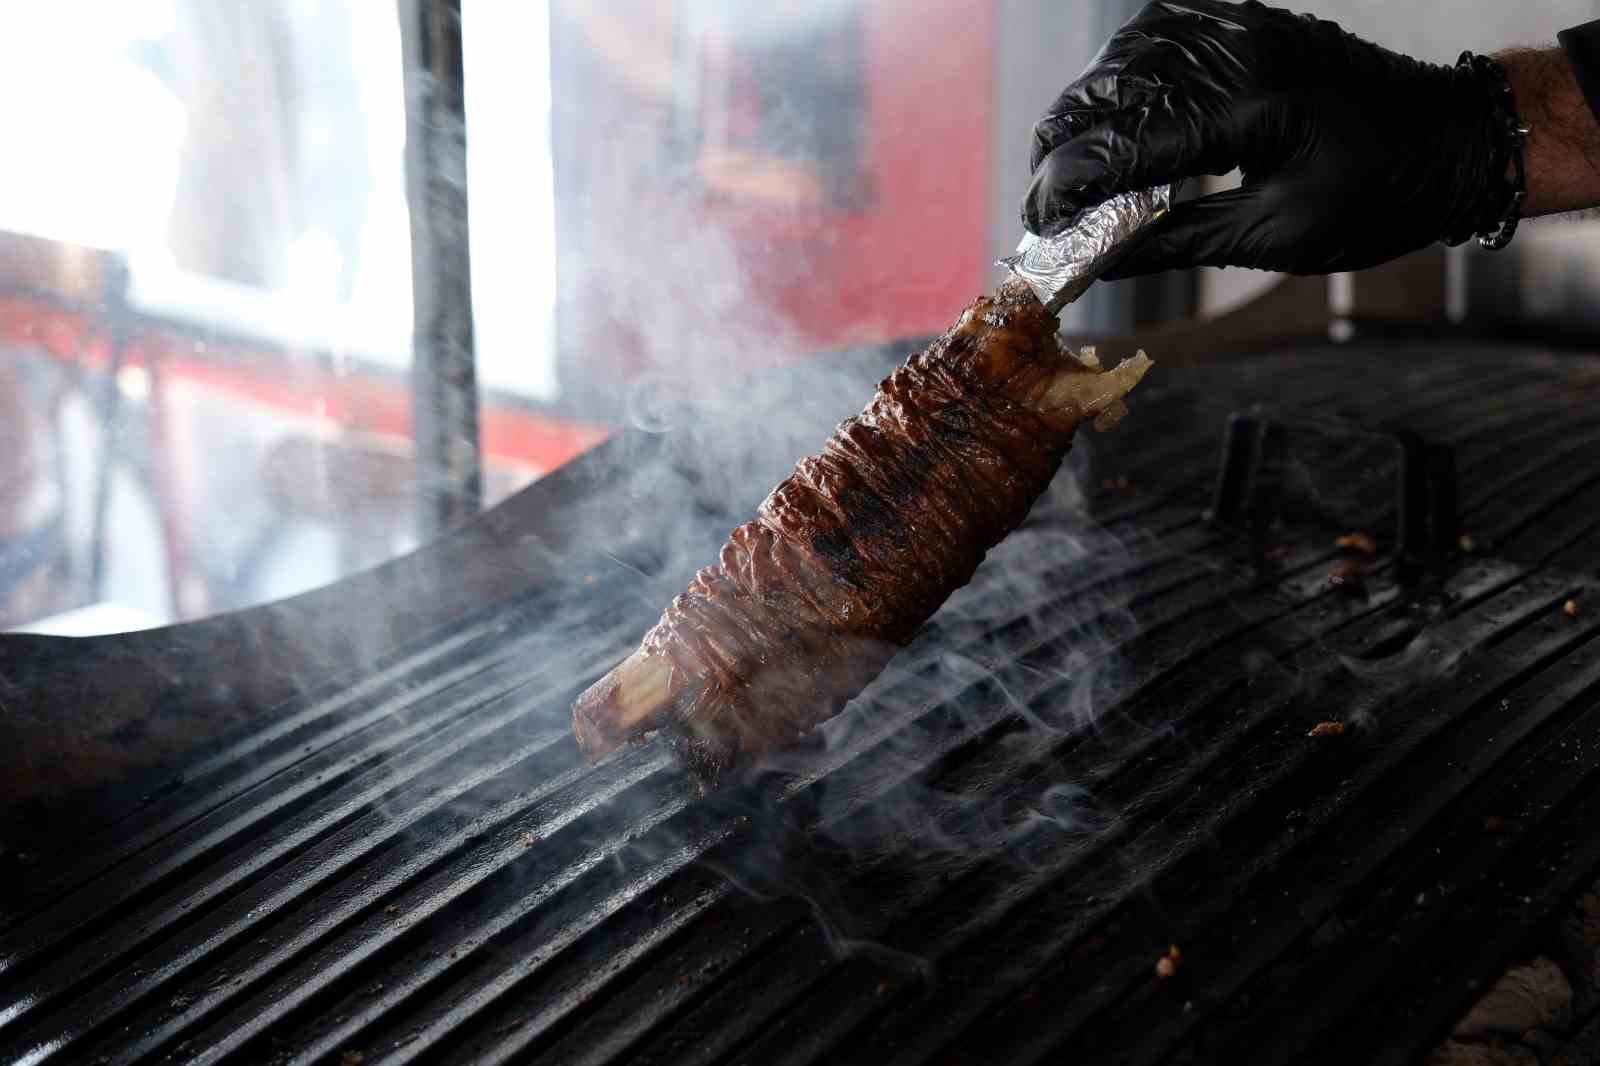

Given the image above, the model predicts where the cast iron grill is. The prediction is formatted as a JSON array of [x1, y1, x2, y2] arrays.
[[5, 340, 1600, 1065]]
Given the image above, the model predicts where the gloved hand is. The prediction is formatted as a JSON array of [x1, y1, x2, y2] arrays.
[[1022, 0, 1512, 276]]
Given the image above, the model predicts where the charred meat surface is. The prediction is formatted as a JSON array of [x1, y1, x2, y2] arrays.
[[572, 278, 1151, 782]]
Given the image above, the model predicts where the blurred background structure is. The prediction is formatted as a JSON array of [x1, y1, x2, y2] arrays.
[[2, 0, 1598, 636]]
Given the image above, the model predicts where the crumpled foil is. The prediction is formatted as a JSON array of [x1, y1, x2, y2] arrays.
[[1001, 185, 1174, 314]]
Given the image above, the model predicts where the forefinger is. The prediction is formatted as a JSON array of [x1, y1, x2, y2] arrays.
[[1030, 0, 1254, 171]]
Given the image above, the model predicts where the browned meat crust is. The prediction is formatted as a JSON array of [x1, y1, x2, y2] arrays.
[[573, 278, 1147, 782]]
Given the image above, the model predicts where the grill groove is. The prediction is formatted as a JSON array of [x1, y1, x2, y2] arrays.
[[6, 342, 1600, 1065]]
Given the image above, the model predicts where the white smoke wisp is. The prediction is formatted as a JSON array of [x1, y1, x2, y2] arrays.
[[575, 409, 1149, 979], [423, 0, 1164, 972], [545, 175, 1153, 946]]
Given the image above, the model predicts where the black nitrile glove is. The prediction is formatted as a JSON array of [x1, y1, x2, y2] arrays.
[[1023, 0, 1512, 276]]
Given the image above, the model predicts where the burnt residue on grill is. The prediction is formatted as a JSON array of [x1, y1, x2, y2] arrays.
[[6, 342, 1600, 1064]]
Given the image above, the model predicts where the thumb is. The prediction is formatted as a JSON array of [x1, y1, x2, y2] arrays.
[[1099, 187, 1272, 278]]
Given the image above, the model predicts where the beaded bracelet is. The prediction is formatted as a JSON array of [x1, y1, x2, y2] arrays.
[[1458, 51, 1530, 251]]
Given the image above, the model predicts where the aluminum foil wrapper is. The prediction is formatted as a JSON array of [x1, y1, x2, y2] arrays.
[[1002, 185, 1174, 314]]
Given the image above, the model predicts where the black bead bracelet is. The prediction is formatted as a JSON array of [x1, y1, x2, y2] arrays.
[[1458, 50, 1530, 251]]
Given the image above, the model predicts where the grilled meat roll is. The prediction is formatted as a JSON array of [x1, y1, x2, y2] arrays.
[[573, 278, 1151, 782]]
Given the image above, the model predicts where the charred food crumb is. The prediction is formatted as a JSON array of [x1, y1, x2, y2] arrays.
[[1155, 945, 1182, 979], [1564, 598, 1580, 619], [342, 1053, 364, 1066], [1328, 560, 1365, 590], [383, 904, 399, 916], [1459, 533, 1476, 553], [1308, 721, 1347, 738], [1484, 815, 1508, 834], [1335, 531, 1378, 555], [520, 831, 538, 847]]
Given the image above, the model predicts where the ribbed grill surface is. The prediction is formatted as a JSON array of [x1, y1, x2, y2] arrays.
[[5, 341, 1600, 1065]]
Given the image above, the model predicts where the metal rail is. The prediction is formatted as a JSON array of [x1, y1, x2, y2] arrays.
[[400, 0, 482, 536]]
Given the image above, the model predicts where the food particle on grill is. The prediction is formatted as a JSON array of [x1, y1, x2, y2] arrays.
[[383, 904, 399, 916], [1328, 560, 1366, 591], [1155, 944, 1182, 979], [342, 1052, 364, 1066], [1484, 815, 1508, 834], [1335, 531, 1378, 555], [1101, 475, 1133, 492], [1458, 533, 1476, 553], [1308, 721, 1347, 738], [572, 279, 1152, 783], [1564, 598, 1579, 619], [520, 831, 538, 847]]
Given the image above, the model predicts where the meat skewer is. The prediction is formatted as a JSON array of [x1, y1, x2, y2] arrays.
[[572, 275, 1151, 784]]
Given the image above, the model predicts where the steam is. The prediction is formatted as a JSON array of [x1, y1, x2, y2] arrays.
[[1339, 629, 1468, 684], [133, 5, 1158, 990], [540, 188, 1144, 973], [548, 373, 1144, 980], [429, 1, 1154, 979]]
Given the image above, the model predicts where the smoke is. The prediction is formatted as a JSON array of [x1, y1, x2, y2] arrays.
[[0, 0, 1170, 997], [552, 393, 1144, 978], [528, 100, 1146, 960], [378, 0, 1154, 978], [1339, 629, 1468, 685]]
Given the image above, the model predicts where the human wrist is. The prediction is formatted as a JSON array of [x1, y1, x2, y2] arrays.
[[1497, 47, 1600, 216]]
